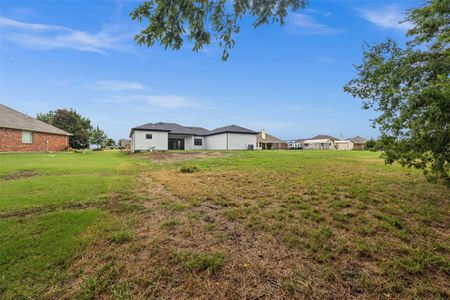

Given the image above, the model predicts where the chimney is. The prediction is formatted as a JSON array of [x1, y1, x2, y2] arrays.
[[340, 133, 344, 141], [261, 129, 266, 139]]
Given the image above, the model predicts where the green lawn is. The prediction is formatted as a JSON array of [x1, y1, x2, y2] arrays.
[[0, 151, 134, 212], [0, 150, 448, 299], [0, 151, 138, 298]]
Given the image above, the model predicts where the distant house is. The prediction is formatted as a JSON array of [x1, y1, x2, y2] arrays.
[[301, 134, 339, 150], [129, 122, 257, 152], [118, 139, 131, 149], [297, 134, 367, 150], [287, 139, 303, 149], [302, 138, 335, 150], [256, 129, 287, 150], [0, 104, 71, 152], [335, 140, 354, 150], [310, 134, 340, 142], [348, 136, 367, 150]]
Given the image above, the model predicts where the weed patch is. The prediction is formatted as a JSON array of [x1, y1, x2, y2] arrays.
[[180, 165, 199, 173], [160, 219, 181, 230], [173, 250, 225, 273]]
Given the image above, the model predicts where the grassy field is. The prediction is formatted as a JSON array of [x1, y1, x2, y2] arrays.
[[0, 150, 448, 299]]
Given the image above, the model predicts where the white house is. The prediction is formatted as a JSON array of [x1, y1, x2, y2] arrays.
[[294, 134, 365, 150], [302, 139, 335, 150], [301, 134, 338, 150], [130, 122, 257, 152], [335, 140, 354, 150]]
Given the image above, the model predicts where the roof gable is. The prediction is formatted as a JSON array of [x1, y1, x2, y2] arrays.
[[349, 136, 367, 143], [207, 124, 257, 136], [0, 104, 71, 136], [310, 134, 339, 141], [257, 131, 286, 143]]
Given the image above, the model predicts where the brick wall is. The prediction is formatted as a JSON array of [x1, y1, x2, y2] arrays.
[[0, 127, 69, 152]]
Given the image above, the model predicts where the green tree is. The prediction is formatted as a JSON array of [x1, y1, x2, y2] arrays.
[[130, 0, 306, 61], [90, 126, 107, 149], [37, 109, 93, 149], [365, 138, 377, 151], [105, 138, 116, 148], [344, 0, 449, 185]]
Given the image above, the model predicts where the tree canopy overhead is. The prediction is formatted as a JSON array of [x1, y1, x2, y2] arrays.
[[130, 0, 307, 61], [344, 0, 449, 184]]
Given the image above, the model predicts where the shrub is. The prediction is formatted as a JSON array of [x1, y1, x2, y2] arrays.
[[365, 138, 377, 151], [180, 165, 199, 173], [68, 148, 84, 153]]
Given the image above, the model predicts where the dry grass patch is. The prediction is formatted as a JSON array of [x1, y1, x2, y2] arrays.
[[48, 151, 449, 299], [135, 152, 450, 299], [134, 151, 226, 162], [0, 169, 41, 181]]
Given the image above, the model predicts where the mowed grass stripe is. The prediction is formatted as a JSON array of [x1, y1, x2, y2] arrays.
[[0, 151, 136, 213], [0, 209, 104, 298], [0, 150, 141, 299]]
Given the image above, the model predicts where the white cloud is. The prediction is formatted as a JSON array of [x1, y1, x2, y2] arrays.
[[103, 94, 202, 110], [288, 13, 340, 35], [358, 5, 413, 31], [0, 17, 132, 53], [88, 80, 146, 91], [0, 17, 64, 31]]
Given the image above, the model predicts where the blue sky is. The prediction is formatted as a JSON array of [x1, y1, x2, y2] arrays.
[[0, 0, 423, 141]]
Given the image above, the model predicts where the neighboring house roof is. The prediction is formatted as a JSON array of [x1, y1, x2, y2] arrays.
[[0, 104, 71, 136], [310, 134, 340, 141], [131, 122, 210, 136], [130, 122, 256, 137], [294, 135, 338, 143], [303, 139, 334, 144], [119, 139, 130, 146], [348, 136, 367, 144], [257, 131, 286, 144], [208, 125, 257, 136]]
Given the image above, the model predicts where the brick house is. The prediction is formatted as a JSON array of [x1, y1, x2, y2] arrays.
[[0, 104, 71, 152]]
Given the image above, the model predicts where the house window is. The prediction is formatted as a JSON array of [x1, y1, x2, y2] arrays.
[[146, 134, 152, 139], [22, 131, 33, 144], [194, 138, 202, 146]]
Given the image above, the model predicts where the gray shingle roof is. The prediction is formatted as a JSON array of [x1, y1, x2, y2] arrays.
[[348, 136, 367, 143], [310, 134, 340, 141], [131, 122, 211, 136], [0, 104, 71, 136], [130, 122, 256, 137], [207, 125, 257, 136]]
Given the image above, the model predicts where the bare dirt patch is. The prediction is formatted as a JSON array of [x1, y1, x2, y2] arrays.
[[0, 169, 40, 181], [136, 151, 226, 162]]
